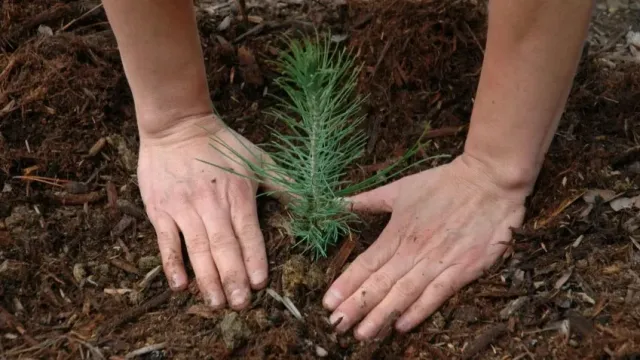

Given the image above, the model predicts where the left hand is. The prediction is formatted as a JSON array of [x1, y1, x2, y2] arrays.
[[322, 154, 527, 340]]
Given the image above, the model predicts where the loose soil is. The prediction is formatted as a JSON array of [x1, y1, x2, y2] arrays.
[[2, 0, 640, 359]]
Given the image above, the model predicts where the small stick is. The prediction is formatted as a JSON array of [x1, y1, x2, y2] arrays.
[[96, 289, 172, 336], [59, 3, 103, 32], [370, 39, 392, 80], [326, 232, 356, 283], [423, 125, 468, 139], [0, 56, 17, 83], [110, 257, 140, 275], [235, 0, 248, 24], [0, 305, 39, 347], [461, 323, 508, 360], [125, 342, 167, 359]]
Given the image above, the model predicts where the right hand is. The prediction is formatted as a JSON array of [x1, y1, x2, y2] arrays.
[[136, 114, 271, 310]]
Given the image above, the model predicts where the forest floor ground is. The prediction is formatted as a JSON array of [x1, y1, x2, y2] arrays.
[[1, 0, 640, 359]]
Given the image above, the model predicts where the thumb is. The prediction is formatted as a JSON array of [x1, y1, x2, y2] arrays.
[[345, 179, 403, 213]]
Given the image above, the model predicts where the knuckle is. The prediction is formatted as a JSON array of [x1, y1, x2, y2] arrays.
[[355, 256, 382, 274], [370, 272, 395, 292], [185, 234, 210, 255], [237, 222, 261, 240], [395, 277, 421, 298], [209, 232, 238, 250]]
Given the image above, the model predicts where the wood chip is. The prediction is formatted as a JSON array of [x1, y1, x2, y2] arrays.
[[555, 267, 574, 289], [500, 296, 530, 319], [326, 233, 356, 283], [110, 258, 140, 275], [461, 323, 508, 360]]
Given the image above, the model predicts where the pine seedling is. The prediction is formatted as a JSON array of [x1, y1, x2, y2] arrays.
[[203, 34, 429, 258]]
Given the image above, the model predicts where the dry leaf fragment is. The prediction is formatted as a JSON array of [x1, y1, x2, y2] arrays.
[[583, 189, 616, 203], [555, 267, 574, 289], [186, 304, 218, 319], [610, 195, 640, 211]]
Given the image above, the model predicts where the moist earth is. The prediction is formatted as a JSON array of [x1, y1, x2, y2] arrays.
[[1, 0, 640, 359]]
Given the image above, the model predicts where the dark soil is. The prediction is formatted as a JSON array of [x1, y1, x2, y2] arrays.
[[2, 0, 640, 359]]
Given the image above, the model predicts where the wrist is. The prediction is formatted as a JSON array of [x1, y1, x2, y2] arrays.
[[456, 149, 539, 200], [137, 111, 225, 145]]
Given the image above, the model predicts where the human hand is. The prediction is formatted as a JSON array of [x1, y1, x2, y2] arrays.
[[322, 154, 528, 340], [137, 115, 270, 310]]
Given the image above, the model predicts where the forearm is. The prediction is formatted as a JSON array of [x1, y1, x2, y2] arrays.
[[102, 0, 214, 137], [464, 0, 593, 194]]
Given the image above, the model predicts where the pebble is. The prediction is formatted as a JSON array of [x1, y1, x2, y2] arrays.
[[315, 345, 328, 357], [73, 263, 87, 283], [218, 15, 231, 31]]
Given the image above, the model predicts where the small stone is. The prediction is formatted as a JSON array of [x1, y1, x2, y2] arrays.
[[138, 255, 161, 272], [315, 345, 328, 357], [219, 312, 251, 350], [218, 15, 231, 31], [73, 263, 87, 283]]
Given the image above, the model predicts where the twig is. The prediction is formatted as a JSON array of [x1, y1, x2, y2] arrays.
[[125, 342, 167, 359], [96, 289, 172, 336], [594, 28, 629, 55], [110, 257, 140, 275], [0, 305, 39, 347], [423, 125, 468, 139], [604, 54, 640, 63], [326, 232, 356, 283], [235, 0, 248, 24], [52, 191, 104, 205], [233, 20, 313, 43], [461, 323, 508, 360], [0, 56, 17, 83], [59, 3, 104, 32], [370, 39, 392, 79], [463, 21, 484, 55]]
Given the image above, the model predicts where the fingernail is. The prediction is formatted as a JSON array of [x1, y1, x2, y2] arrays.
[[250, 270, 268, 286], [208, 293, 225, 308], [395, 317, 411, 333], [329, 311, 346, 331], [356, 319, 376, 340], [230, 289, 247, 306], [323, 289, 343, 310], [171, 274, 184, 289]]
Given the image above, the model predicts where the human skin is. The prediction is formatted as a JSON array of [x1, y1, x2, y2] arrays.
[[101, 0, 594, 338]]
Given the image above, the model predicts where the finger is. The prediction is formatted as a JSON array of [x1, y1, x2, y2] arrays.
[[149, 211, 188, 291], [354, 257, 447, 340], [329, 254, 414, 334], [345, 179, 403, 213], [323, 224, 401, 312], [394, 264, 478, 333], [173, 208, 226, 309], [228, 180, 269, 289], [258, 153, 295, 205], [199, 201, 252, 310]]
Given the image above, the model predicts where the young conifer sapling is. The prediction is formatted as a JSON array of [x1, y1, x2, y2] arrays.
[[203, 35, 432, 258]]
